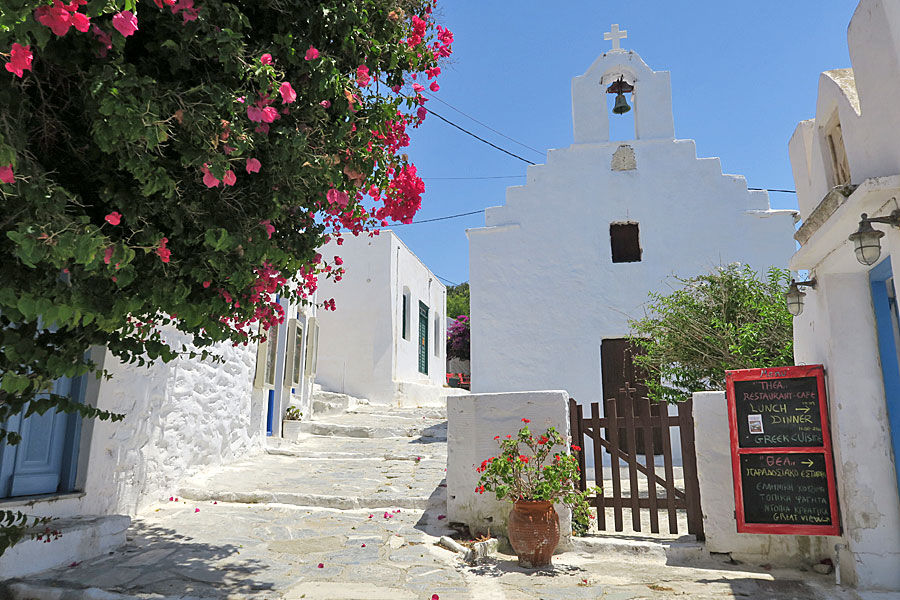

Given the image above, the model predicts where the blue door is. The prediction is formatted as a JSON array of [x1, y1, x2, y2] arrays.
[[0, 375, 84, 498], [869, 258, 900, 499]]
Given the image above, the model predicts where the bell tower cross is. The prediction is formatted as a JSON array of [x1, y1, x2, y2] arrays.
[[604, 24, 628, 51]]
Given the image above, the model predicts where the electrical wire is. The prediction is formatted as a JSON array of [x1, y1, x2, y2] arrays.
[[424, 108, 537, 166], [424, 94, 546, 158], [388, 209, 485, 226]]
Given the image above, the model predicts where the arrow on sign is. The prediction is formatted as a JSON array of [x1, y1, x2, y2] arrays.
[[795, 407, 811, 414], [802, 459, 815, 467]]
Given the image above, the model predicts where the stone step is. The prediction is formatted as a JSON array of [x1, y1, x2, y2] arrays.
[[310, 390, 367, 417], [294, 420, 446, 440], [573, 534, 704, 563], [177, 486, 441, 511], [0, 514, 131, 580]]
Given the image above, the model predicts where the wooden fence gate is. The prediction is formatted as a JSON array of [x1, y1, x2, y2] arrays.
[[569, 386, 704, 539]]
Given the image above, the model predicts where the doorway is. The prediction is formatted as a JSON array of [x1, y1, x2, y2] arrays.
[[600, 338, 663, 455], [0, 375, 86, 499]]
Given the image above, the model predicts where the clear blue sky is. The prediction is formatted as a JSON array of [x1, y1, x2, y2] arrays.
[[393, 1, 857, 287]]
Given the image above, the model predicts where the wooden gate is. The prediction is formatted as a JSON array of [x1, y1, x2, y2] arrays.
[[569, 386, 704, 539]]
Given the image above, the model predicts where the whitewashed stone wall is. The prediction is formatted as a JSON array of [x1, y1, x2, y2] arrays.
[[3, 328, 263, 520], [447, 391, 573, 549], [787, 0, 900, 590]]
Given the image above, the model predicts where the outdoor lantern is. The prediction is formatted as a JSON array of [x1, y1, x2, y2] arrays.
[[848, 210, 900, 266], [606, 76, 634, 115], [785, 278, 817, 317]]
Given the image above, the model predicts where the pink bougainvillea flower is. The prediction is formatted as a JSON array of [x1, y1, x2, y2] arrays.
[[156, 237, 172, 263], [222, 170, 236, 186], [432, 595, 440, 600], [194, 508, 200, 513], [319, 100, 331, 109], [426, 66, 441, 79], [246, 105, 264, 122], [429, 81, 440, 92], [105, 211, 122, 226], [260, 53, 273, 65], [326, 188, 349, 208], [260, 220, 275, 239], [202, 280, 211, 288], [391, 84, 401, 94], [417, 106, 427, 121], [254, 124, 270, 134], [260, 106, 280, 123], [223, 145, 235, 155], [153, 0, 177, 7], [103, 247, 114, 265], [334, 256, 343, 265], [91, 25, 113, 56], [317, 563, 324, 569], [35, 3, 73, 37], [356, 64, 371, 87], [202, 169, 220, 188], [279, 81, 296, 104], [171, 0, 198, 23], [5, 43, 33, 78], [245, 158, 261, 174], [112, 11, 138, 37], [72, 11, 90, 32], [0, 165, 15, 184], [304, 46, 319, 60], [412, 83, 425, 93]]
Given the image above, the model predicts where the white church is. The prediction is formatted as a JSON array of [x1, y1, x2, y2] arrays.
[[467, 28, 797, 414]]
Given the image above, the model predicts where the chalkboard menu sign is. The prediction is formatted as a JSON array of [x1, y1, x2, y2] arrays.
[[726, 365, 840, 536]]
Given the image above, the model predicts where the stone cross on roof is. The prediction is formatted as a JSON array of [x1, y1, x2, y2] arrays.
[[604, 24, 627, 51]]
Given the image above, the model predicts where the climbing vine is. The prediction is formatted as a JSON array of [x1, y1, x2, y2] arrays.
[[0, 0, 451, 550]]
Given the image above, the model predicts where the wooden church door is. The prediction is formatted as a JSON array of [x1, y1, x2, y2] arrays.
[[0, 375, 84, 498], [600, 338, 663, 455]]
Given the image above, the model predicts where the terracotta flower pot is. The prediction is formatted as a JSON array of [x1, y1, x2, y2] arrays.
[[507, 500, 560, 568]]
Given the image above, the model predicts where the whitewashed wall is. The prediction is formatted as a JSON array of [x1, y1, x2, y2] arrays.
[[786, 1, 900, 590], [446, 390, 573, 549], [315, 231, 447, 405], [468, 50, 796, 429], [3, 328, 263, 520]]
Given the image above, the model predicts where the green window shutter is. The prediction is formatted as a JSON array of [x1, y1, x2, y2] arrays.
[[418, 301, 429, 374], [402, 294, 408, 340]]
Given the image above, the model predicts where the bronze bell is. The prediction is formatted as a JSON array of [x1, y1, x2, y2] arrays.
[[607, 76, 634, 116], [612, 92, 630, 115]]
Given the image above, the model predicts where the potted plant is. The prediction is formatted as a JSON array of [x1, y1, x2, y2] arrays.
[[475, 419, 597, 568], [282, 406, 303, 441]]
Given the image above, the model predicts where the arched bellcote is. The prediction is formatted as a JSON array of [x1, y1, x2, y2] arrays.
[[572, 46, 676, 143]]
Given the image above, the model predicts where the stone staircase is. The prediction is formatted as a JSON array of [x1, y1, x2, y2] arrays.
[[309, 387, 367, 417]]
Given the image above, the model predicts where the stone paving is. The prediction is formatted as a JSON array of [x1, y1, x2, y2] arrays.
[[1, 405, 874, 600]]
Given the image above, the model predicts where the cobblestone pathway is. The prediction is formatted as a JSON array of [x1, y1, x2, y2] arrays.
[[2, 405, 869, 599]]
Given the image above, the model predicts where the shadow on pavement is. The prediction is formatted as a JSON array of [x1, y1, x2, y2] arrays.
[[7, 520, 277, 598]]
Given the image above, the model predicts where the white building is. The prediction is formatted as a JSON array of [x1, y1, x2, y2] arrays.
[[787, 0, 900, 589], [0, 294, 318, 578], [467, 39, 797, 417], [315, 231, 449, 406]]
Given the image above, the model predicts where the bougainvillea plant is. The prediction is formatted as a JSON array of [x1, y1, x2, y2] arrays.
[[475, 420, 600, 535], [0, 0, 451, 551], [446, 314, 469, 360]]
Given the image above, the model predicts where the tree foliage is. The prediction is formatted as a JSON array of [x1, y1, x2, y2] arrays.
[[446, 281, 468, 318], [628, 265, 795, 404], [0, 0, 452, 551]]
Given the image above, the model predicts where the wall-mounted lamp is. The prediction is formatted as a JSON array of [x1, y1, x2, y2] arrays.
[[785, 278, 817, 317], [606, 76, 634, 115], [848, 209, 900, 266]]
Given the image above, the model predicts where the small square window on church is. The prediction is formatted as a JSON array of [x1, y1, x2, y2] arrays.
[[610, 222, 641, 263]]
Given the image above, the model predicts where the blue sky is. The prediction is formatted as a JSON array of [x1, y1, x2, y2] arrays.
[[394, 1, 857, 287]]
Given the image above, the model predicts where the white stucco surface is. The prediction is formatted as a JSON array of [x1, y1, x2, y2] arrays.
[[786, 1, 900, 590], [468, 50, 797, 432], [3, 329, 263, 520], [692, 391, 833, 566], [446, 391, 573, 548], [315, 231, 447, 405]]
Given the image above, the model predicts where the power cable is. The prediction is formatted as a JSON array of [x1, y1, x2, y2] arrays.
[[424, 94, 546, 158], [424, 108, 537, 166], [423, 175, 524, 180], [389, 209, 484, 226], [749, 188, 796, 193]]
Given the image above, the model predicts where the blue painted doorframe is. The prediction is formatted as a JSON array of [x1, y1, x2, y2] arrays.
[[869, 257, 900, 498]]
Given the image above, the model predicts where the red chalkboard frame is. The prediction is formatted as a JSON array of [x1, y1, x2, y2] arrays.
[[726, 365, 840, 536]]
